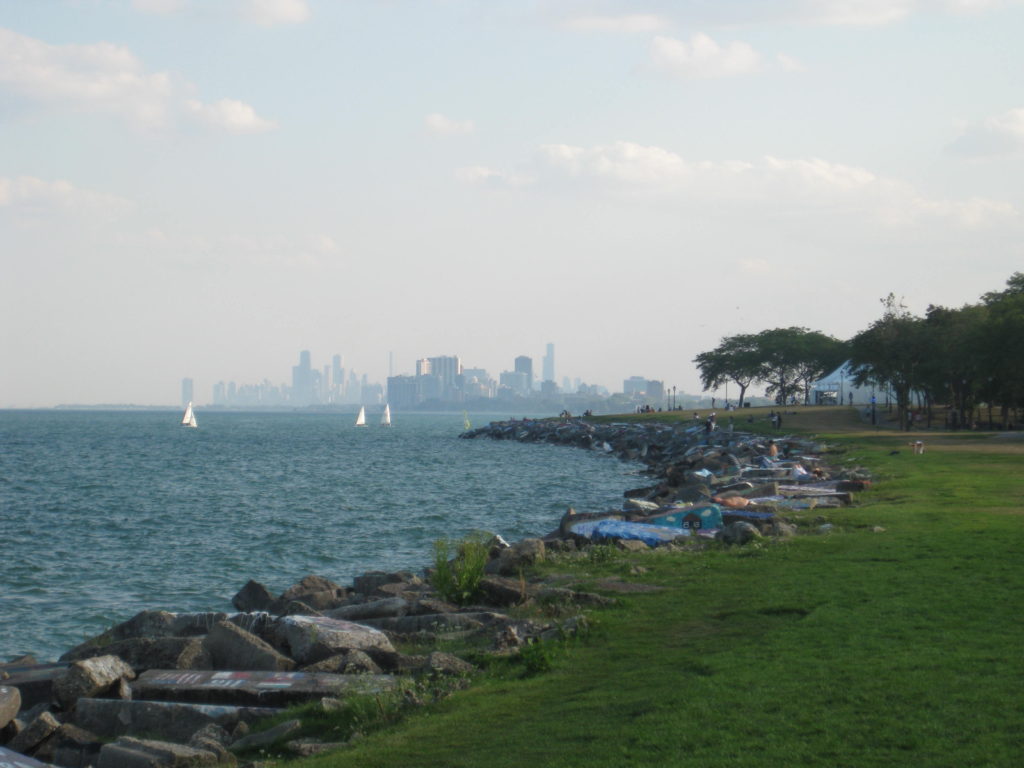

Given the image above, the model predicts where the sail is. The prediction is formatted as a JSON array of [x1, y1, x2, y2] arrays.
[[181, 402, 197, 428], [463, 411, 471, 431], [355, 406, 366, 427], [381, 404, 391, 426]]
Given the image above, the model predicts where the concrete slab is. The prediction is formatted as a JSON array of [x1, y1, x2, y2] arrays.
[[0, 746, 56, 767], [73, 698, 280, 743], [131, 669, 396, 708]]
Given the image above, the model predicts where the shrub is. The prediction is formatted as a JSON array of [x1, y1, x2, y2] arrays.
[[431, 532, 491, 605]]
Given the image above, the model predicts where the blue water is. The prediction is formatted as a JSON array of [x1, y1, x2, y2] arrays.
[[0, 410, 636, 661]]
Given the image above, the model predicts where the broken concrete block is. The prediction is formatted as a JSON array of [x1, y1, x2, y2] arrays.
[[53, 655, 135, 710], [275, 616, 395, 666], [202, 621, 295, 672]]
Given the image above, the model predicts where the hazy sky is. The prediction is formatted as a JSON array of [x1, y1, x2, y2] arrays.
[[2, 0, 1022, 407]]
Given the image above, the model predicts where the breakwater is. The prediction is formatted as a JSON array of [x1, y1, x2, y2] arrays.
[[1, 416, 864, 767]]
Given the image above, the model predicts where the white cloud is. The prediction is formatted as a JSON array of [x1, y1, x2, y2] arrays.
[[0, 176, 133, 221], [0, 27, 274, 133], [738, 258, 772, 274], [776, 53, 806, 72], [799, 0, 917, 26], [454, 166, 532, 187], [240, 0, 311, 26], [425, 112, 475, 136], [538, 141, 688, 185], [131, 0, 188, 14], [948, 108, 1024, 156], [527, 142, 1015, 229], [649, 34, 761, 79], [185, 98, 276, 133], [563, 14, 671, 34]]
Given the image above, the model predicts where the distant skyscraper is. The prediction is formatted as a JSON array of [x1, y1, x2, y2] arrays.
[[428, 355, 463, 399], [542, 343, 555, 383], [514, 356, 533, 390], [291, 350, 315, 406], [181, 378, 193, 406]]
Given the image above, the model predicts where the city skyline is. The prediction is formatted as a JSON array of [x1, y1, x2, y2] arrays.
[[194, 344, 636, 410], [3, 3, 1023, 407]]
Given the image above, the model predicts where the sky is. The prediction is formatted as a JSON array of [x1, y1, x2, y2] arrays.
[[1, 0, 1022, 407]]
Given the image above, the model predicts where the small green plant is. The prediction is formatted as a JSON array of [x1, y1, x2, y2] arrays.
[[431, 532, 491, 605], [518, 640, 553, 676]]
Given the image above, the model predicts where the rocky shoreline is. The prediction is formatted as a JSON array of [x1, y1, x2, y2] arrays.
[[1, 417, 867, 768]]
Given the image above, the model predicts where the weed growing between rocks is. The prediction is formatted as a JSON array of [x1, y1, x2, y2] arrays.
[[431, 532, 491, 605]]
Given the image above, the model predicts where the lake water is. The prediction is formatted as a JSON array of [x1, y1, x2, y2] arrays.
[[0, 410, 637, 661]]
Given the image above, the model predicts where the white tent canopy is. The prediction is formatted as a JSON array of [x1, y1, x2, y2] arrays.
[[808, 361, 883, 406]]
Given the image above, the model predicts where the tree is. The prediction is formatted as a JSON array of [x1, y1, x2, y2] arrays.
[[848, 294, 928, 431], [753, 327, 843, 405], [693, 334, 762, 408]]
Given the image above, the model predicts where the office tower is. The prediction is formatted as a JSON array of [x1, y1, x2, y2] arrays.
[[543, 343, 555, 383], [332, 355, 343, 401], [514, 356, 533, 390], [181, 378, 194, 407], [427, 356, 463, 399], [416, 358, 432, 376], [292, 350, 314, 406]]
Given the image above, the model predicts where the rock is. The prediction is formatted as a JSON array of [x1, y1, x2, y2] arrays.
[[872, 526, 886, 533], [352, 571, 418, 596], [300, 650, 381, 676], [131, 669, 396, 708], [483, 538, 545, 576], [717, 521, 762, 546], [0, 686, 20, 730], [229, 719, 302, 753], [285, 739, 346, 757], [97, 736, 221, 768], [477, 576, 533, 607], [623, 498, 660, 513], [202, 621, 296, 672], [61, 637, 211, 672], [275, 616, 395, 666], [323, 598, 409, 622], [38, 723, 102, 767], [53, 656, 135, 710], [280, 575, 344, 603], [616, 539, 648, 552], [819, 523, 836, 533], [72, 698, 279, 743], [8, 711, 60, 756], [770, 521, 798, 538], [0, 746, 52, 767], [231, 581, 276, 613], [421, 652, 474, 677], [188, 724, 235, 765], [360, 612, 504, 636]]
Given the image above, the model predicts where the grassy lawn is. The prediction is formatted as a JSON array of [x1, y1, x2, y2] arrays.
[[291, 409, 1023, 768]]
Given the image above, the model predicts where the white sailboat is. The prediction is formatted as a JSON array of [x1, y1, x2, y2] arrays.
[[381, 404, 392, 426], [181, 401, 198, 428], [355, 406, 366, 427]]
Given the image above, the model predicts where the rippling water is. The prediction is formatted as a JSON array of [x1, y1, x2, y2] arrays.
[[0, 410, 636, 661]]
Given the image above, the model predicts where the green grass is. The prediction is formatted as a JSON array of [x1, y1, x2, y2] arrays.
[[285, 412, 1023, 768]]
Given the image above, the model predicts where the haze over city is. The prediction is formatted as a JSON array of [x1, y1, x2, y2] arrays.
[[2, 1, 1023, 408]]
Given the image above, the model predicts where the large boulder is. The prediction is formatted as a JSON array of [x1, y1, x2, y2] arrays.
[[323, 598, 410, 622], [717, 521, 762, 546], [0, 685, 20, 730], [97, 736, 221, 768], [8, 711, 61, 756], [202, 621, 295, 672], [275, 616, 395, 666], [484, 538, 545, 576], [73, 698, 277, 744], [231, 580, 276, 613], [61, 637, 211, 672], [53, 656, 135, 710]]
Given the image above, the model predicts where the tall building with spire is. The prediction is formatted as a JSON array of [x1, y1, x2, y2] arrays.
[[542, 343, 555, 383]]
